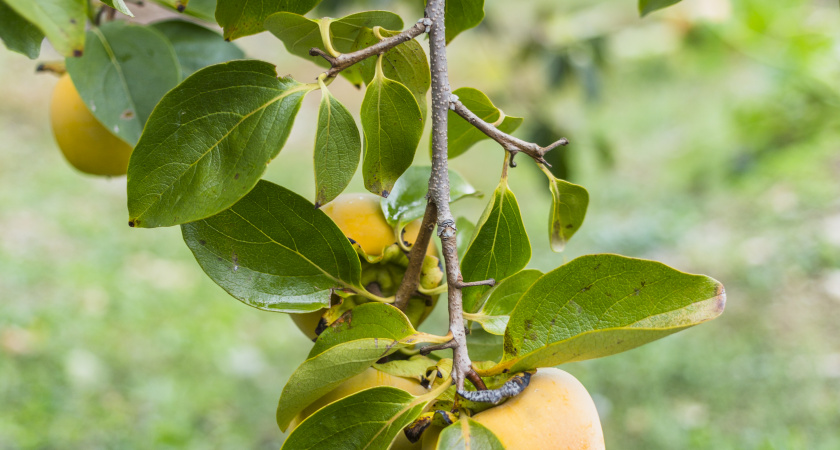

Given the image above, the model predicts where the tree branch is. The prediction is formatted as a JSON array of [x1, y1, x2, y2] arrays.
[[426, 0, 473, 392], [310, 21, 428, 79], [394, 200, 437, 310], [451, 100, 569, 166]]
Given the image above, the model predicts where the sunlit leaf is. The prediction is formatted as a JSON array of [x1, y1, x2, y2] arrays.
[[360, 57, 423, 197], [282, 387, 432, 449], [460, 178, 531, 313], [276, 303, 441, 431], [492, 254, 726, 374], [182, 180, 363, 314], [3, 0, 86, 57], [436, 418, 505, 450], [381, 166, 479, 230], [544, 170, 589, 252], [374, 355, 437, 380], [0, 2, 44, 59], [151, 19, 245, 78], [446, 87, 523, 159], [639, 0, 683, 17], [65, 21, 180, 146], [216, 0, 322, 40], [445, 0, 485, 44], [465, 269, 542, 335], [265, 11, 403, 86], [101, 0, 133, 16], [127, 60, 315, 228], [314, 83, 361, 207]]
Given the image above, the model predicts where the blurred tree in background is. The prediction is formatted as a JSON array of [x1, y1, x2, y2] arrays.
[[1, 0, 839, 448]]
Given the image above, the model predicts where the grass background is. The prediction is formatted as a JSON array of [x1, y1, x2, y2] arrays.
[[1, 0, 839, 448]]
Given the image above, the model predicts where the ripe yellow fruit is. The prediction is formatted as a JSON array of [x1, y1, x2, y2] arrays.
[[289, 368, 427, 449], [321, 193, 435, 257], [422, 368, 605, 450], [50, 74, 133, 176]]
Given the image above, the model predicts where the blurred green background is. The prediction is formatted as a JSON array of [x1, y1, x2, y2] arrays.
[[2, 0, 839, 448]]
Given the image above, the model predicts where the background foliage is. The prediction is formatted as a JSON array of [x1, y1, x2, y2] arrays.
[[1, 0, 839, 448]]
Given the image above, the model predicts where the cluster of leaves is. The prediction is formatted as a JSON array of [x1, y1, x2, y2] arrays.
[[0, 0, 722, 448]]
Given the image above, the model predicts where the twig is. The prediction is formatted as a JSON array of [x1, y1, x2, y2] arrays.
[[458, 372, 532, 404], [451, 100, 569, 166], [426, 0, 473, 392], [465, 370, 488, 391], [310, 21, 428, 79], [453, 277, 495, 289], [419, 339, 457, 356], [395, 201, 438, 310]]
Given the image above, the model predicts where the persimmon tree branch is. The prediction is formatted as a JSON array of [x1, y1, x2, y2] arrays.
[[451, 100, 569, 166], [309, 21, 428, 79], [425, 0, 477, 392], [394, 200, 437, 310]]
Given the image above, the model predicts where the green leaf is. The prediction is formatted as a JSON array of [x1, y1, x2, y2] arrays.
[[264, 11, 403, 86], [354, 27, 430, 118], [0, 2, 44, 59], [314, 82, 361, 207], [361, 58, 424, 197], [127, 60, 315, 228], [215, 0, 322, 40], [374, 355, 437, 380], [100, 0, 133, 16], [466, 328, 503, 363], [151, 19, 245, 78], [276, 303, 440, 431], [455, 217, 475, 260], [494, 254, 726, 374], [544, 170, 589, 252], [181, 180, 363, 314], [436, 418, 505, 450], [460, 179, 531, 313], [282, 387, 432, 450], [150, 0, 217, 22], [639, 0, 683, 16], [464, 269, 543, 336], [445, 0, 485, 44], [446, 87, 523, 159], [381, 166, 479, 230], [65, 21, 180, 146], [3, 0, 86, 57]]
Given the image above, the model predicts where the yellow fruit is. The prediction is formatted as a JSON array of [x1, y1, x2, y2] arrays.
[[50, 74, 133, 176], [422, 368, 605, 450], [321, 193, 435, 257], [289, 368, 428, 449]]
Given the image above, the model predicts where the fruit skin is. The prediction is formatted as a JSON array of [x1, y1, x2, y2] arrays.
[[422, 368, 605, 450], [50, 74, 133, 176], [289, 368, 427, 449]]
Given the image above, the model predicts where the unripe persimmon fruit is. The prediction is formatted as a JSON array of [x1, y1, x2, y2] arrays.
[[289, 368, 427, 449], [50, 74, 133, 176], [422, 368, 605, 450]]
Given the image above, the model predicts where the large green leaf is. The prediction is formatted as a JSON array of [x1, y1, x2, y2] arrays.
[[545, 170, 589, 252], [493, 254, 726, 374], [182, 180, 362, 313], [264, 11, 403, 86], [446, 87, 523, 159], [360, 57, 423, 197], [282, 387, 433, 450], [436, 419, 505, 450], [639, 0, 683, 16], [466, 328, 503, 364], [216, 0, 322, 41], [3, 0, 86, 57], [276, 303, 441, 431], [65, 21, 180, 146], [101, 0, 133, 16], [444, 0, 485, 44], [374, 355, 437, 380], [381, 166, 479, 230], [460, 179, 531, 313], [127, 60, 315, 228], [464, 269, 542, 336], [314, 82, 361, 207], [151, 19, 245, 78], [354, 27, 430, 118], [0, 2, 44, 59]]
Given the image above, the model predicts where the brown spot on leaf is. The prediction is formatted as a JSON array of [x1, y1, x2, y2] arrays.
[[120, 110, 135, 120], [128, 220, 135, 227], [234, 173, 240, 180], [198, 240, 206, 246], [523, 319, 532, 331], [73, 49, 83, 57], [565, 224, 574, 229]]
